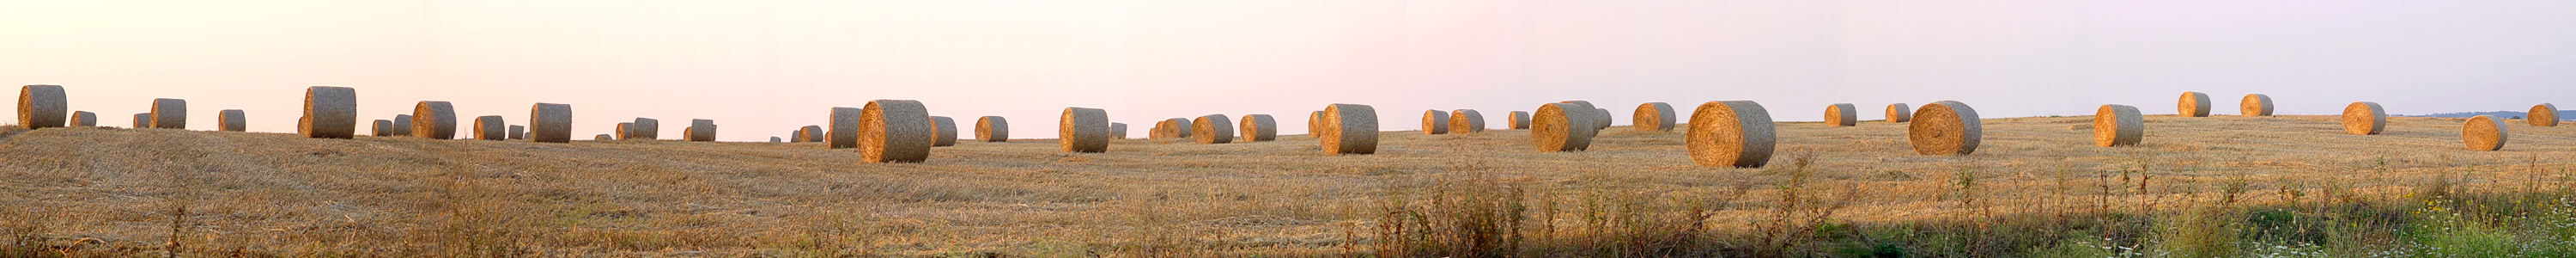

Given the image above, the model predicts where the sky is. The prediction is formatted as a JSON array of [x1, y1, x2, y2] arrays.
[[6, 0, 2575, 141]]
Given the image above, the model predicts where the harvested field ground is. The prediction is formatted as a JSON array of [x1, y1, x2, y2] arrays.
[[5, 114, 2576, 256]]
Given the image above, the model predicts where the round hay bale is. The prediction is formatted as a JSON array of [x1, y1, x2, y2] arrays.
[[131, 114, 148, 128], [1825, 103, 1857, 127], [595, 134, 612, 140], [1633, 103, 1674, 132], [1154, 118, 1192, 138], [684, 119, 716, 142], [1238, 114, 1277, 141], [471, 115, 505, 140], [1509, 111, 1530, 129], [1192, 114, 1235, 144], [1060, 108, 1111, 152], [149, 98, 186, 129], [527, 103, 573, 143], [2093, 104, 2144, 147], [1885, 103, 1912, 123], [2342, 101, 2387, 135], [2240, 94, 2275, 117], [372, 120, 394, 136], [412, 101, 457, 139], [508, 125, 526, 140], [930, 116, 958, 146], [1307, 111, 1323, 137], [1595, 108, 1614, 129], [1686, 101, 1775, 168], [2531, 103, 2559, 127], [1449, 109, 1485, 134], [975, 116, 1009, 142], [301, 86, 356, 138], [828, 108, 861, 148], [629, 118, 660, 140], [2464, 115, 2508, 151], [1421, 110, 1449, 134], [858, 100, 934, 163], [2178, 91, 2212, 117], [68, 111, 94, 127], [616, 122, 634, 139], [1532, 102, 1600, 151], [218, 109, 246, 132], [1908, 101, 1983, 155], [770, 137, 781, 143], [1111, 122, 1129, 139], [799, 126, 823, 143], [392, 114, 413, 136], [1318, 103, 1378, 155], [17, 85, 66, 129]]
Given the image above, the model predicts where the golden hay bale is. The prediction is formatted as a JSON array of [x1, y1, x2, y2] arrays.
[[528, 103, 573, 143], [1193, 114, 1235, 144], [471, 115, 505, 140], [218, 109, 246, 132], [828, 108, 861, 148], [392, 114, 412, 136], [301, 86, 356, 138], [1510, 111, 1530, 129], [1558, 101, 1611, 129], [1153, 118, 1193, 138], [1632, 103, 1674, 132], [616, 122, 634, 140], [1908, 101, 1983, 155], [149, 98, 186, 129], [131, 114, 148, 128], [858, 100, 934, 163], [1111, 122, 1128, 139], [1307, 111, 1323, 137], [2240, 94, 2275, 117], [1825, 103, 1857, 127], [412, 101, 457, 139], [595, 134, 612, 140], [1420, 110, 1449, 134], [509, 126, 526, 140], [2464, 115, 2508, 151], [2093, 104, 2144, 147], [68, 111, 94, 127], [1060, 108, 1111, 152], [684, 119, 715, 142], [2178, 91, 2211, 117], [2531, 103, 2559, 127], [18, 85, 66, 129], [931, 116, 958, 146], [975, 116, 1010, 142], [1687, 101, 1775, 168], [799, 126, 823, 143], [2342, 101, 2386, 135], [1238, 114, 1277, 141], [1318, 103, 1378, 155], [1885, 103, 1912, 123], [625, 118, 661, 140], [1532, 102, 1599, 151], [1449, 109, 1485, 134], [372, 120, 394, 136]]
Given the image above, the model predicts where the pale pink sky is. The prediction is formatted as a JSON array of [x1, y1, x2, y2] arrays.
[[7, 1, 2574, 141]]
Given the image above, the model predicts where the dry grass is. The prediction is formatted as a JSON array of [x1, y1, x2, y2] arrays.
[[5, 114, 2576, 256]]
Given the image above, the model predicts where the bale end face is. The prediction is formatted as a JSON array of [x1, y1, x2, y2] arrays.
[[1192, 114, 1236, 144], [2342, 101, 2387, 135], [1908, 101, 1983, 155], [17, 84, 68, 129], [1686, 101, 1775, 168], [2464, 115, 2508, 151], [2093, 104, 2144, 147], [2239, 94, 2275, 117], [1318, 104, 1378, 155], [2531, 103, 2559, 127]]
